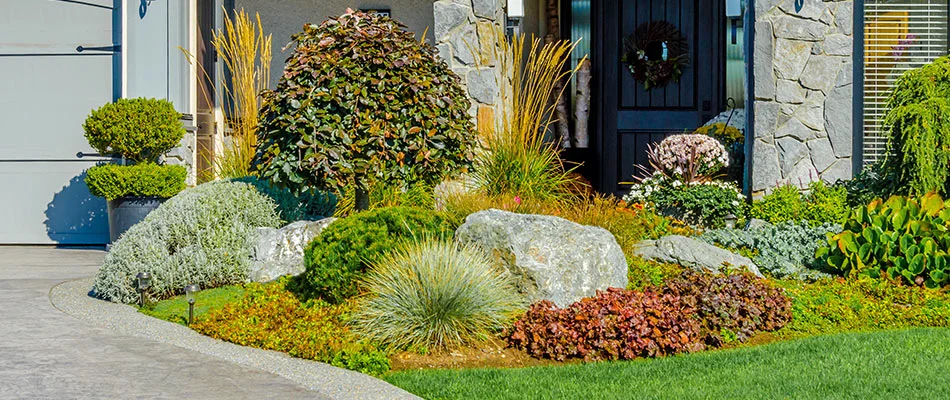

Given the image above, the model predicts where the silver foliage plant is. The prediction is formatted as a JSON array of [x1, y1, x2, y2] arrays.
[[700, 221, 842, 281], [93, 181, 282, 304], [353, 239, 523, 351]]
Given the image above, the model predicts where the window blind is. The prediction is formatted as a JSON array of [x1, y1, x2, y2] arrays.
[[863, 0, 949, 164]]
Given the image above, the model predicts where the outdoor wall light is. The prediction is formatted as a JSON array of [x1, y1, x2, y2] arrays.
[[184, 284, 201, 325], [725, 213, 738, 229], [136, 271, 152, 307]]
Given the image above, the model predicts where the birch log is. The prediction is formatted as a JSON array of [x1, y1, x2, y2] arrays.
[[574, 59, 591, 148], [546, 0, 572, 148]]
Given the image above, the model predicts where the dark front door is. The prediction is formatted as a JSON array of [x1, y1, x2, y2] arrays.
[[594, 0, 724, 193]]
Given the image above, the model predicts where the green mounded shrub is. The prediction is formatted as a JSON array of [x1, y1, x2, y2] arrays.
[[192, 281, 390, 376], [293, 206, 454, 303], [84, 163, 187, 200], [92, 181, 281, 303], [233, 176, 337, 221], [881, 55, 950, 196], [508, 287, 703, 361], [83, 98, 185, 163], [663, 270, 792, 346], [835, 160, 895, 208], [817, 194, 950, 288], [353, 240, 522, 351], [700, 222, 841, 280], [254, 10, 476, 205], [776, 277, 950, 337], [750, 180, 848, 225], [638, 178, 746, 229]]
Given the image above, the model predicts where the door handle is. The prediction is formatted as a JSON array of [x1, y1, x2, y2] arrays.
[[76, 45, 121, 53]]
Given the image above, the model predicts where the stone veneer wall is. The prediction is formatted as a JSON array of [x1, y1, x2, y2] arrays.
[[433, 0, 505, 123], [752, 0, 854, 195]]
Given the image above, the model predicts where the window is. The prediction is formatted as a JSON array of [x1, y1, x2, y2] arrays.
[[863, 0, 949, 164]]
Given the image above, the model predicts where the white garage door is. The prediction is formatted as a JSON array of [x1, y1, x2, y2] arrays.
[[0, 0, 117, 244]]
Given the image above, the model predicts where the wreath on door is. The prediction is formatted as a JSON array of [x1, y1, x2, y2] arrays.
[[621, 21, 689, 90]]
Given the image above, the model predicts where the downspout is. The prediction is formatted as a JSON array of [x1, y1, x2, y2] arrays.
[[853, 0, 865, 173], [744, 0, 755, 197]]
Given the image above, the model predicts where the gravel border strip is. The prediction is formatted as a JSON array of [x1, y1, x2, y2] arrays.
[[50, 278, 419, 400]]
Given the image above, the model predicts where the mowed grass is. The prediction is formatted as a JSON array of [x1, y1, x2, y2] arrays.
[[385, 328, 950, 400], [140, 285, 245, 325]]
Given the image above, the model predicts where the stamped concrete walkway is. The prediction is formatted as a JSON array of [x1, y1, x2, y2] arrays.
[[0, 246, 323, 399]]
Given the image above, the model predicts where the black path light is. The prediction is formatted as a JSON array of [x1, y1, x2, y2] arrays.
[[135, 271, 151, 307], [184, 284, 201, 325]]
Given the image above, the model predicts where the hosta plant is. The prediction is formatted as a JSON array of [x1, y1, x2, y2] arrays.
[[353, 240, 522, 351], [817, 194, 950, 287], [254, 9, 476, 209]]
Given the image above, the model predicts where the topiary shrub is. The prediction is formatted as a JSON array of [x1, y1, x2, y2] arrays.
[[192, 280, 390, 376], [508, 287, 703, 361], [92, 181, 281, 303], [254, 10, 477, 209], [293, 206, 454, 303], [353, 240, 523, 351], [663, 270, 792, 346], [750, 180, 848, 226], [84, 163, 187, 200], [701, 221, 841, 280], [881, 55, 950, 196], [83, 98, 185, 163], [817, 194, 950, 288]]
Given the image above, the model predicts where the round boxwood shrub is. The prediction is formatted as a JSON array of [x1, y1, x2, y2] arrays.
[[253, 10, 476, 208], [84, 163, 187, 200], [293, 206, 454, 303], [83, 98, 185, 163], [92, 181, 282, 304]]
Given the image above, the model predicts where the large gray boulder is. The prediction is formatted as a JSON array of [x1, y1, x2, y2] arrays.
[[248, 218, 336, 282], [455, 209, 628, 307], [634, 235, 762, 276]]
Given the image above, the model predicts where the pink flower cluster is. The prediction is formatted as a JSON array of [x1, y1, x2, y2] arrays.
[[651, 134, 728, 180]]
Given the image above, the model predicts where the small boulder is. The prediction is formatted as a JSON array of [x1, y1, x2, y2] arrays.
[[634, 235, 762, 276], [455, 209, 628, 307], [249, 218, 336, 282]]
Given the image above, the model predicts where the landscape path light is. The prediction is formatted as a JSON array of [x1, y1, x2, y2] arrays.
[[135, 271, 151, 307], [184, 284, 201, 325]]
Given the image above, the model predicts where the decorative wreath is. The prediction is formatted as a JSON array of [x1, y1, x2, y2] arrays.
[[622, 21, 689, 91]]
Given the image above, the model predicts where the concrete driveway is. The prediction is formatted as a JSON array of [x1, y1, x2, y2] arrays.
[[0, 246, 323, 399]]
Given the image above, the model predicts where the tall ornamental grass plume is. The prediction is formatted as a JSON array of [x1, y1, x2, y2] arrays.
[[472, 29, 584, 203], [184, 8, 272, 180], [353, 239, 523, 351]]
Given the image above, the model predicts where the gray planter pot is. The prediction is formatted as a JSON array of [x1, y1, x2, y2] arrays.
[[107, 196, 165, 243]]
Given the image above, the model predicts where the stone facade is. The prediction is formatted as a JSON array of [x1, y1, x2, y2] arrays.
[[433, 0, 505, 123], [164, 120, 198, 186], [752, 0, 854, 195]]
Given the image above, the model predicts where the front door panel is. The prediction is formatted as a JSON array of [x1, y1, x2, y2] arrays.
[[598, 0, 724, 193]]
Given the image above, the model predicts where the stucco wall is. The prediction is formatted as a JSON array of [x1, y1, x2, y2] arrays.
[[751, 0, 854, 195], [235, 0, 435, 89]]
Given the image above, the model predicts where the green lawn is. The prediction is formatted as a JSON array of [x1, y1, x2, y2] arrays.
[[385, 328, 950, 400], [140, 285, 245, 325]]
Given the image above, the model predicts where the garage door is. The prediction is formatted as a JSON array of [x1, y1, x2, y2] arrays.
[[0, 0, 117, 244]]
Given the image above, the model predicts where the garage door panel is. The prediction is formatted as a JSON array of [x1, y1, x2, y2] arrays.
[[0, 0, 114, 54], [0, 55, 114, 160], [0, 162, 108, 244]]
